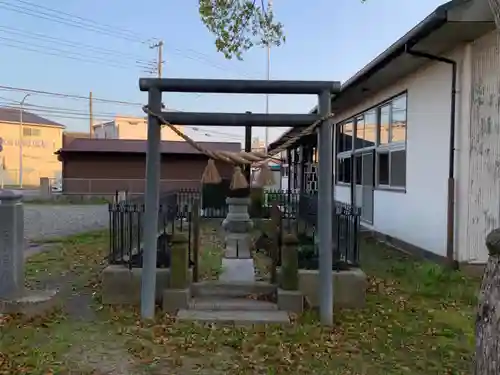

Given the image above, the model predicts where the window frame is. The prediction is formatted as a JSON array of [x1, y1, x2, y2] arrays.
[[334, 91, 408, 191], [22, 127, 41, 137], [336, 151, 352, 185]]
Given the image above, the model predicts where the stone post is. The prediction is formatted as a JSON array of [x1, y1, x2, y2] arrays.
[[163, 233, 191, 313], [221, 197, 254, 258], [281, 233, 299, 290], [0, 190, 24, 299], [0, 190, 58, 316], [277, 233, 303, 314], [169, 233, 189, 289], [39, 177, 51, 199]]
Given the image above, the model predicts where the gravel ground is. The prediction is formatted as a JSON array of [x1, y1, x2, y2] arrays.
[[24, 204, 109, 243]]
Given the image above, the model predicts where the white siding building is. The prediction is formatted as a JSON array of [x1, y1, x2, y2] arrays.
[[273, 0, 500, 265], [332, 0, 499, 265]]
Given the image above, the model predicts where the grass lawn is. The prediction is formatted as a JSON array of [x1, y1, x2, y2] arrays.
[[0, 227, 479, 375]]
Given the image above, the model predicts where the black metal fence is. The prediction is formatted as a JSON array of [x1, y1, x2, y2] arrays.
[[296, 193, 361, 268], [108, 190, 197, 268], [108, 187, 360, 269]]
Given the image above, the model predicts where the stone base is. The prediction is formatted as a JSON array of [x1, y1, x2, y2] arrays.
[[0, 289, 59, 318], [299, 268, 367, 309], [277, 289, 303, 314], [219, 258, 255, 283], [177, 309, 290, 326], [278, 268, 367, 309], [162, 288, 190, 313], [224, 233, 251, 258], [101, 265, 193, 305]]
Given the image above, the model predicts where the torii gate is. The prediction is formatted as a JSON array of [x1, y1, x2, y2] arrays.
[[139, 77, 340, 325]]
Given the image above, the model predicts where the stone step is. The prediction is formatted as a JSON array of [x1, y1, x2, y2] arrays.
[[177, 309, 290, 326], [189, 297, 278, 311], [191, 281, 276, 299]]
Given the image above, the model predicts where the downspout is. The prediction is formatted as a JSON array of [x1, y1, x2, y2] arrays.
[[405, 45, 459, 269]]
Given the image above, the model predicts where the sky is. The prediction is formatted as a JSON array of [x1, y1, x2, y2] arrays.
[[0, 0, 447, 145]]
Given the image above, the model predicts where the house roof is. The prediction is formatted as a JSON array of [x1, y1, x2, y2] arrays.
[[0, 107, 66, 128], [56, 138, 242, 155], [64, 131, 90, 138], [269, 0, 495, 152]]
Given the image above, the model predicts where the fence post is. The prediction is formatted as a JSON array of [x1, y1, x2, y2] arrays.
[[192, 200, 200, 283], [277, 232, 303, 314], [163, 232, 191, 313], [280, 233, 299, 290], [169, 233, 189, 289], [270, 203, 281, 284]]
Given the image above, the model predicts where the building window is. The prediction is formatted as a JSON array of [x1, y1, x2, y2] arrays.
[[337, 155, 352, 184], [390, 149, 406, 187], [23, 127, 41, 137], [355, 154, 362, 185], [364, 110, 377, 147], [377, 151, 390, 185], [337, 121, 353, 153], [355, 115, 364, 149], [336, 92, 407, 190], [390, 95, 407, 143], [376, 147, 406, 188], [379, 105, 390, 145]]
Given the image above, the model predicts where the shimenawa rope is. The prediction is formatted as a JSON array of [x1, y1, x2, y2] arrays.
[[142, 105, 334, 189]]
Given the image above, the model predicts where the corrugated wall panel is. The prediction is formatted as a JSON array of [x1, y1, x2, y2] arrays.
[[468, 31, 500, 263]]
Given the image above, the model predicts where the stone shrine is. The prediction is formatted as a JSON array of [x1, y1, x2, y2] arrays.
[[219, 196, 255, 282]]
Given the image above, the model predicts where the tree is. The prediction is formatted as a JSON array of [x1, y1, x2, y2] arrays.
[[198, 0, 285, 60], [475, 228, 500, 374]]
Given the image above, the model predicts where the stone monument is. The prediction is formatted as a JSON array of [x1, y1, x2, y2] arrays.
[[39, 177, 51, 200], [0, 190, 58, 316], [219, 196, 255, 282]]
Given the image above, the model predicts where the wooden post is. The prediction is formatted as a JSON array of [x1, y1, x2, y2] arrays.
[[192, 200, 200, 283], [169, 233, 189, 289]]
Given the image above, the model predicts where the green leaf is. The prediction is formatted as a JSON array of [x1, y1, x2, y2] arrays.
[[198, 0, 285, 60]]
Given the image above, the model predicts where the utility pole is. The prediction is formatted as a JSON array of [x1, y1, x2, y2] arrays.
[[89, 91, 93, 138], [19, 93, 31, 189], [150, 40, 164, 78], [264, 0, 272, 151]]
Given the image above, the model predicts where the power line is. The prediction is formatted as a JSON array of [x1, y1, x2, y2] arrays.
[[0, 35, 150, 70], [1, 0, 260, 78], [0, 85, 145, 106], [11, 0, 152, 42], [0, 25, 151, 64], [0, 1, 145, 43], [0, 95, 18, 104], [0, 99, 243, 141], [0, 102, 132, 118]]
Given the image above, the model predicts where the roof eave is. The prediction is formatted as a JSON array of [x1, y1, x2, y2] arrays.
[[307, 0, 457, 115], [269, 2, 456, 152], [337, 7, 449, 95]]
